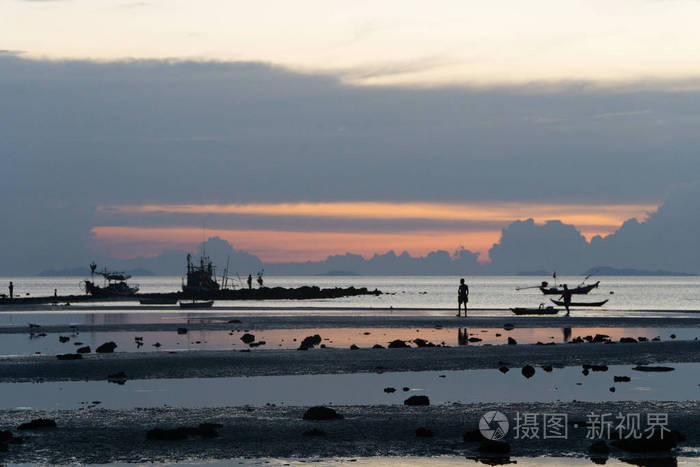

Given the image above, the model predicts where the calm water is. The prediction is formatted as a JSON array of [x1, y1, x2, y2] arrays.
[[1, 363, 698, 410], [2, 275, 700, 314], [2, 326, 697, 357]]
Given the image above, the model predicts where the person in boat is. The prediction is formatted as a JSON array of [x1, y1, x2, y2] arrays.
[[456, 278, 469, 317], [247, 274, 252, 290], [560, 284, 572, 317]]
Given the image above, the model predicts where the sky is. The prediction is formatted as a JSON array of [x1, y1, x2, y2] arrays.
[[2, 0, 700, 272]]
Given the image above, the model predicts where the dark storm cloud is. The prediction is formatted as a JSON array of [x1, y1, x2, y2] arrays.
[[2, 54, 700, 272]]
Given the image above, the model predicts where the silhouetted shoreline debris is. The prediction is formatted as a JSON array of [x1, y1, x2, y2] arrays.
[[302, 406, 343, 420], [0, 285, 382, 305]]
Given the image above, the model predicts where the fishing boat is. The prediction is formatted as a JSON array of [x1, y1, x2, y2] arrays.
[[179, 300, 214, 309], [550, 299, 608, 307], [539, 281, 600, 295], [511, 304, 559, 315], [83, 263, 139, 297], [182, 253, 220, 294], [139, 296, 178, 305]]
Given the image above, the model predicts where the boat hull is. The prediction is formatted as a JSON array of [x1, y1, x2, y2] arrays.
[[139, 297, 178, 305], [540, 281, 600, 295], [511, 307, 559, 315], [550, 299, 608, 307], [179, 300, 214, 309]]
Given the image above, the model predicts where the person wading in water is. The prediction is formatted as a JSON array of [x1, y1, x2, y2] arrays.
[[457, 278, 469, 317], [560, 284, 572, 317]]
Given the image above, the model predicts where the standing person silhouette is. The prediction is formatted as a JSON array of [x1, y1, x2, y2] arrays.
[[256, 272, 263, 288], [9, 281, 13, 300], [560, 284, 572, 317], [457, 278, 469, 317], [247, 274, 252, 289]]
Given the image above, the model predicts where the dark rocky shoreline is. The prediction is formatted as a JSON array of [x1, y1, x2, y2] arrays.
[[0, 402, 696, 464], [0, 285, 382, 306]]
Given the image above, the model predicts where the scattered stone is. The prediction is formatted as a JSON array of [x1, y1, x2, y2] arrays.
[[388, 339, 409, 348], [570, 336, 585, 344], [413, 338, 435, 347], [507, 337, 517, 345], [18, 418, 57, 430], [302, 428, 326, 437], [227, 319, 241, 323], [614, 376, 631, 382], [463, 430, 484, 442], [403, 387, 410, 392], [56, 353, 82, 360], [652, 336, 661, 341], [108, 371, 128, 384], [372, 344, 385, 349], [58, 336, 70, 343], [350, 344, 359, 350], [302, 406, 343, 420], [0, 430, 24, 445], [592, 334, 610, 343], [404, 395, 430, 406], [147, 423, 223, 440], [589, 440, 610, 454], [633, 365, 674, 372], [96, 341, 117, 353], [495, 333, 501, 337], [298, 334, 322, 350], [521, 365, 535, 378], [609, 387, 616, 392], [415, 427, 433, 437], [670, 334, 676, 339], [76, 346, 91, 354], [498, 366, 509, 374], [240, 333, 255, 344], [591, 365, 608, 372], [611, 430, 683, 452], [177, 327, 188, 335], [384, 387, 396, 393], [637, 336, 648, 342], [468, 337, 482, 343], [478, 439, 511, 453], [543, 365, 553, 372], [503, 323, 515, 331], [582, 369, 590, 376], [153, 342, 161, 348], [620, 337, 637, 343]]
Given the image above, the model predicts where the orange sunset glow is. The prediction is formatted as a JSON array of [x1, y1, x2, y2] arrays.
[[101, 201, 656, 228], [90, 226, 499, 262], [91, 200, 657, 262]]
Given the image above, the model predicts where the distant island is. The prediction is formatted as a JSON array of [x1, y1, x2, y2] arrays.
[[585, 266, 697, 277], [38, 267, 155, 277]]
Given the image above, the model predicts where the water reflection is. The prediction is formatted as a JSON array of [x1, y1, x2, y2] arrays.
[[1, 326, 697, 356], [1, 363, 698, 410]]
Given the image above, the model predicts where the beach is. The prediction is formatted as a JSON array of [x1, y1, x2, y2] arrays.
[[0, 277, 698, 465]]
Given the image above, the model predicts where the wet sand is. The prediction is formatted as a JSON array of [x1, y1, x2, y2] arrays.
[[1, 312, 698, 464], [1, 340, 699, 382], [0, 401, 697, 464]]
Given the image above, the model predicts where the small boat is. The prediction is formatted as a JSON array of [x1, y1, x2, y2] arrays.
[[550, 299, 608, 307], [511, 304, 559, 315], [179, 300, 214, 309], [139, 296, 178, 305], [540, 281, 600, 295]]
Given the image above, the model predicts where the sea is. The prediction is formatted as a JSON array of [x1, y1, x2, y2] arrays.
[[1, 275, 699, 317]]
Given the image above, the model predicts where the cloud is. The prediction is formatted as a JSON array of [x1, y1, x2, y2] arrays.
[[2, 55, 700, 271]]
